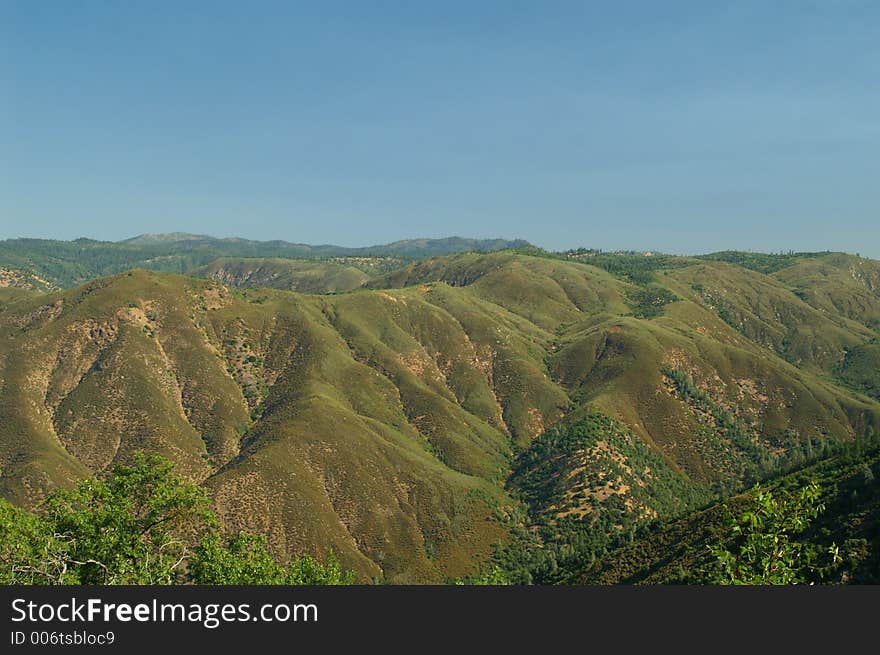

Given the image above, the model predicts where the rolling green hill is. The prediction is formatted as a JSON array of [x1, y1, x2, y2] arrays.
[[194, 257, 372, 293], [772, 253, 880, 331], [0, 235, 529, 289], [1, 248, 879, 583]]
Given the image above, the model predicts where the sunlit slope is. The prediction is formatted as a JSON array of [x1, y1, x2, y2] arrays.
[[549, 307, 878, 485], [194, 257, 370, 293], [661, 262, 875, 372], [201, 289, 514, 582], [372, 254, 880, 483], [769, 254, 880, 402], [2, 252, 880, 582], [772, 253, 880, 331], [0, 270, 549, 581], [368, 251, 629, 329]]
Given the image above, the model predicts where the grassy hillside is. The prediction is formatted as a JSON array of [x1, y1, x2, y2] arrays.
[[696, 250, 824, 274], [0, 235, 528, 289], [2, 250, 879, 583], [194, 257, 371, 293], [772, 253, 880, 331]]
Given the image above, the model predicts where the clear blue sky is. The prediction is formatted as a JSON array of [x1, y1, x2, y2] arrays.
[[2, 1, 878, 255]]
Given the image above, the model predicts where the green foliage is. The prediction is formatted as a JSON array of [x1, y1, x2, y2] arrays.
[[0, 454, 354, 586], [627, 285, 678, 319], [836, 341, 880, 400], [691, 285, 738, 328], [662, 368, 833, 484], [191, 534, 353, 585], [0, 500, 69, 585], [697, 250, 824, 274], [509, 245, 556, 259], [504, 247, 693, 284], [708, 482, 841, 584], [496, 412, 713, 584], [471, 566, 510, 585], [663, 367, 770, 482], [40, 453, 215, 584], [569, 252, 688, 284], [577, 443, 880, 584], [454, 565, 511, 586]]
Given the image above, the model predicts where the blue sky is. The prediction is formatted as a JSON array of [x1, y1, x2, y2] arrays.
[[2, 1, 878, 255]]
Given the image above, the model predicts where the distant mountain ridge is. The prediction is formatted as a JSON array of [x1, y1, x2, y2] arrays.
[[121, 233, 531, 257], [120, 232, 215, 244], [0, 234, 532, 289]]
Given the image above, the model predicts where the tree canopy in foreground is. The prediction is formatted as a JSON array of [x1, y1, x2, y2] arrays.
[[0, 454, 353, 585]]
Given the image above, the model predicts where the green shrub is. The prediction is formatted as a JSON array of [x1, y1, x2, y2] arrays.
[[0, 453, 354, 586]]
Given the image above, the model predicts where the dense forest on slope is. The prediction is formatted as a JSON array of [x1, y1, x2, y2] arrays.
[[1, 242, 879, 583]]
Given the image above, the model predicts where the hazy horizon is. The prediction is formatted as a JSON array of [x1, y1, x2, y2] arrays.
[[0, 229, 873, 260]]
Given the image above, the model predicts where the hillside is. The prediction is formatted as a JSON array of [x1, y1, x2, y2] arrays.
[[1, 249, 879, 583], [571, 443, 880, 584], [193, 258, 372, 293], [0, 235, 529, 289]]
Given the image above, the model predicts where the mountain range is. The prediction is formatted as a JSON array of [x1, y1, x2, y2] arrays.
[[0, 235, 529, 290], [1, 236, 879, 582]]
